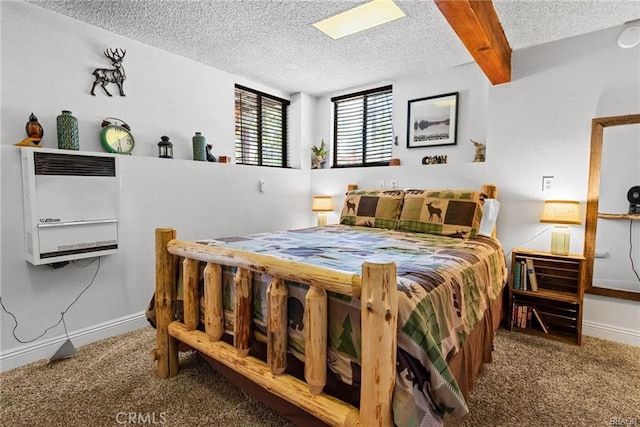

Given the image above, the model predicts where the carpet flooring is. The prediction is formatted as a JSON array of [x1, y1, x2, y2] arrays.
[[1, 327, 638, 426]]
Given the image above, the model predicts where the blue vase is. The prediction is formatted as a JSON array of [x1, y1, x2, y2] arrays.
[[192, 132, 206, 161], [57, 110, 79, 150]]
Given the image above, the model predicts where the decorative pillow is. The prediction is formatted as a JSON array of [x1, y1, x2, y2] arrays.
[[340, 189, 404, 229], [396, 189, 483, 238]]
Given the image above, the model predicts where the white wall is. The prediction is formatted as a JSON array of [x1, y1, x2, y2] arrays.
[[492, 26, 639, 345], [0, 2, 312, 371], [311, 26, 640, 346], [313, 65, 489, 167]]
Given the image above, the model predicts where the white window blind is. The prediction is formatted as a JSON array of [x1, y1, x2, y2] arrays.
[[332, 85, 393, 167], [235, 85, 289, 167]]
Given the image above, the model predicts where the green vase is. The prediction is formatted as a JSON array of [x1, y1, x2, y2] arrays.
[[57, 110, 79, 150], [192, 132, 206, 161]]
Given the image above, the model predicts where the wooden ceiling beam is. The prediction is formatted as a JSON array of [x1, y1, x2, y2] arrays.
[[434, 0, 512, 85]]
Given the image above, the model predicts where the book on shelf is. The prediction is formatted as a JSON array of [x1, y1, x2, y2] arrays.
[[520, 260, 528, 290], [512, 303, 532, 329], [513, 303, 520, 328], [525, 258, 539, 291], [512, 258, 535, 291], [520, 305, 530, 328], [531, 307, 549, 333], [512, 303, 549, 333], [517, 304, 522, 327]]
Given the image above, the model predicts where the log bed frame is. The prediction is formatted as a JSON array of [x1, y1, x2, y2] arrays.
[[151, 184, 499, 426]]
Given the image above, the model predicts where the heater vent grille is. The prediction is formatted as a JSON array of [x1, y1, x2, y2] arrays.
[[34, 152, 116, 177]]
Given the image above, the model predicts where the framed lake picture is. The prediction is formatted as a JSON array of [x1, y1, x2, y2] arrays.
[[407, 92, 459, 148]]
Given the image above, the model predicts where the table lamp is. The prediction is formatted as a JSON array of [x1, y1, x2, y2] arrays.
[[312, 196, 333, 226], [540, 200, 582, 255]]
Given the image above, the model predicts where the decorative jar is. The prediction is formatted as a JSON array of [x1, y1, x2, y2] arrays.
[[192, 132, 206, 161], [56, 110, 79, 150]]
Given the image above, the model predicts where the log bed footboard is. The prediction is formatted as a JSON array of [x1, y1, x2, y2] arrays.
[[153, 228, 398, 426]]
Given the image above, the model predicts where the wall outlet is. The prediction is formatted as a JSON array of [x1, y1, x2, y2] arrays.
[[389, 179, 398, 190], [542, 175, 555, 192], [594, 251, 610, 258]]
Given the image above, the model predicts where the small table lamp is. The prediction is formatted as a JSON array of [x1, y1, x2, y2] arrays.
[[312, 196, 333, 226], [540, 200, 582, 255]]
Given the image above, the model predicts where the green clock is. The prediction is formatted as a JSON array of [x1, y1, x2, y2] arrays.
[[100, 117, 134, 154]]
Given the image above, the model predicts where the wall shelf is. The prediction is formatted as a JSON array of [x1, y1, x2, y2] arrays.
[[597, 213, 640, 220]]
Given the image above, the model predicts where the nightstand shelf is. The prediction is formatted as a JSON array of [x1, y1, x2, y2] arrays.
[[508, 249, 585, 345], [511, 288, 580, 303]]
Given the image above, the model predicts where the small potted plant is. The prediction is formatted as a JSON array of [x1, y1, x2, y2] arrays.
[[311, 139, 328, 169]]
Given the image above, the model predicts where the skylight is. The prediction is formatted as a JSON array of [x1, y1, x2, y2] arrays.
[[313, 0, 406, 40]]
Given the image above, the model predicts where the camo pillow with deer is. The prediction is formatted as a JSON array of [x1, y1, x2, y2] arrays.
[[396, 189, 483, 239], [339, 189, 405, 229]]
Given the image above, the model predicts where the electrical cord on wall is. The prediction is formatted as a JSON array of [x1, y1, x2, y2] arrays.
[[0, 257, 101, 344], [630, 220, 640, 282], [503, 227, 552, 260]]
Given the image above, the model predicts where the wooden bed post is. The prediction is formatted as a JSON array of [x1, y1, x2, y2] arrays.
[[183, 258, 200, 331], [155, 228, 179, 378], [234, 268, 253, 357], [360, 261, 397, 427], [481, 184, 497, 200], [267, 277, 288, 375], [204, 263, 224, 341], [304, 285, 327, 395]]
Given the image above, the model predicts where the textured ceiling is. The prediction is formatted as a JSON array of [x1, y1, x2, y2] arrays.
[[26, 0, 640, 97]]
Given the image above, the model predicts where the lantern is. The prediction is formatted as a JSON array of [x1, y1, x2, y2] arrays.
[[158, 135, 173, 159]]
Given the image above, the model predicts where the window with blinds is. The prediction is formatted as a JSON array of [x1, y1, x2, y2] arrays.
[[235, 85, 290, 167], [332, 85, 393, 167]]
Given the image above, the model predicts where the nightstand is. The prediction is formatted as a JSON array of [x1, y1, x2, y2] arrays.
[[507, 249, 585, 345]]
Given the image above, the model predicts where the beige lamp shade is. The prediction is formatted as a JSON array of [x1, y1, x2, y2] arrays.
[[312, 196, 333, 227], [540, 200, 581, 255], [540, 200, 582, 225], [312, 196, 333, 212]]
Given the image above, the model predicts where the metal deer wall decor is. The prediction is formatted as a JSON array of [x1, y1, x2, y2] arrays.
[[91, 48, 127, 97]]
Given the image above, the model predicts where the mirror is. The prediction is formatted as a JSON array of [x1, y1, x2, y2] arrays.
[[584, 114, 640, 301]]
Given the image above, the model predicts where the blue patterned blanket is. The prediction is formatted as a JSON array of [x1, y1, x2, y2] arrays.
[[193, 225, 507, 426]]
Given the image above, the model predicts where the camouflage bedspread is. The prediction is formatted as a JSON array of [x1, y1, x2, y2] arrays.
[[195, 225, 507, 426]]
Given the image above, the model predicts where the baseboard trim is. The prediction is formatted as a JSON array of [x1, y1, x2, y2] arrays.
[[583, 320, 640, 347], [0, 311, 149, 372]]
